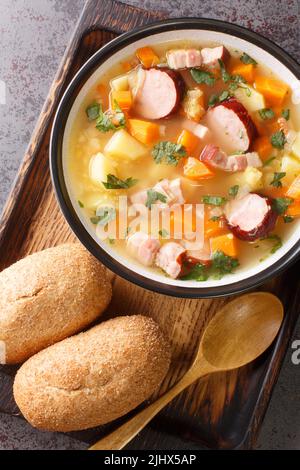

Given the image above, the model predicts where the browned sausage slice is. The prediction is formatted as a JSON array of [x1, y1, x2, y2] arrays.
[[224, 193, 277, 241], [206, 98, 257, 153], [133, 68, 185, 120]]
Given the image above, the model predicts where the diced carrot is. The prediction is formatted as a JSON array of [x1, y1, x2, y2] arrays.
[[230, 63, 255, 83], [183, 157, 214, 180], [136, 46, 160, 68], [96, 83, 107, 95], [111, 90, 132, 111], [287, 199, 300, 217], [204, 212, 227, 238], [252, 115, 268, 136], [286, 175, 300, 199], [272, 106, 282, 117], [253, 136, 273, 161], [210, 233, 238, 258], [255, 76, 289, 106], [128, 119, 160, 144], [177, 129, 199, 154], [121, 61, 133, 72]]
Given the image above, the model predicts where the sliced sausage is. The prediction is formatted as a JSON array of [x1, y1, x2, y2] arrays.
[[133, 68, 185, 120], [167, 49, 202, 70], [127, 232, 161, 267], [156, 242, 186, 279], [201, 46, 230, 68], [200, 145, 262, 172], [224, 193, 277, 241], [205, 98, 257, 153], [130, 178, 185, 207]]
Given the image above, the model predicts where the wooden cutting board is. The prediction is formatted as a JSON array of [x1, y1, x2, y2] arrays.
[[0, 0, 299, 450]]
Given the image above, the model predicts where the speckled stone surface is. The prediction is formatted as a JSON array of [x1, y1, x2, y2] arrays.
[[0, 0, 299, 450]]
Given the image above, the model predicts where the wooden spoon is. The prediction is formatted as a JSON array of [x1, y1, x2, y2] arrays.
[[89, 292, 283, 450]]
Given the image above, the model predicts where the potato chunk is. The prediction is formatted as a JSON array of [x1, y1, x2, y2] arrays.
[[104, 129, 148, 160]]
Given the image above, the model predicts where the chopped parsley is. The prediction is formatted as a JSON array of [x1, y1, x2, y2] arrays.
[[90, 207, 116, 226], [102, 174, 138, 189], [219, 90, 230, 102], [281, 109, 290, 121], [272, 197, 293, 215], [202, 195, 227, 206], [271, 130, 286, 149], [228, 185, 239, 197], [270, 172, 286, 188], [96, 101, 125, 132], [181, 251, 239, 281], [86, 102, 101, 121], [283, 215, 294, 223], [261, 234, 283, 254], [259, 108, 275, 120], [240, 52, 257, 65], [211, 251, 240, 276], [181, 263, 209, 281], [263, 156, 276, 167], [208, 94, 219, 107], [145, 189, 167, 209], [78, 200, 84, 208], [210, 215, 221, 222], [108, 237, 115, 244], [159, 228, 169, 238], [190, 68, 216, 86], [152, 141, 187, 166], [218, 59, 230, 83]]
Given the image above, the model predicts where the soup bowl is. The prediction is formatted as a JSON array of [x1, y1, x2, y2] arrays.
[[50, 18, 300, 298]]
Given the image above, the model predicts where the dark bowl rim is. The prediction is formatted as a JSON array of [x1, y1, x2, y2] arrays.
[[50, 17, 300, 299]]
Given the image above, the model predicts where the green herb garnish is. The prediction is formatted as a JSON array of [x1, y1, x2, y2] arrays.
[[263, 156, 276, 167], [272, 197, 293, 215], [259, 108, 275, 120], [219, 90, 230, 102], [261, 234, 283, 254], [181, 263, 209, 281], [270, 172, 286, 188], [78, 200, 84, 208], [108, 237, 115, 244], [145, 190, 167, 209], [102, 174, 138, 189], [218, 59, 230, 83], [208, 94, 219, 107], [228, 185, 239, 197], [191, 68, 216, 86], [96, 101, 125, 132], [281, 109, 290, 121], [159, 228, 169, 238], [271, 130, 286, 149], [210, 215, 221, 221], [86, 103, 100, 121], [211, 250, 240, 276], [202, 195, 227, 206], [152, 141, 187, 166], [240, 52, 257, 65], [90, 207, 116, 226], [283, 215, 294, 223]]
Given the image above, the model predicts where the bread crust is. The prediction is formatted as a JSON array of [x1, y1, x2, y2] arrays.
[[13, 315, 171, 432], [0, 243, 112, 363]]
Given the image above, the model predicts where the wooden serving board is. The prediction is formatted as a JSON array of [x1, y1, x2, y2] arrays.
[[0, 0, 299, 450]]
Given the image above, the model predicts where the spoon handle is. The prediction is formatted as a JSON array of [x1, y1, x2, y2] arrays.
[[89, 362, 211, 451]]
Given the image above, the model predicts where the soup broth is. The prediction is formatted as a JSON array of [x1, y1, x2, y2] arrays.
[[65, 40, 300, 282]]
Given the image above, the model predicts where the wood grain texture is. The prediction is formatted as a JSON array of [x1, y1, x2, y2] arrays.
[[0, 0, 299, 450]]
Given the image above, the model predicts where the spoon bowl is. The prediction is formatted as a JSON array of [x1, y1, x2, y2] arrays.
[[90, 291, 284, 450], [200, 292, 284, 370]]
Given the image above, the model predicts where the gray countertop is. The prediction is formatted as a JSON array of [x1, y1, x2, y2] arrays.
[[0, 0, 299, 450]]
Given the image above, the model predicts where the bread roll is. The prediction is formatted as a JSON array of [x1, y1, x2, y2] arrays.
[[13, 315, 171, 432], [0, 243, 112, 364]]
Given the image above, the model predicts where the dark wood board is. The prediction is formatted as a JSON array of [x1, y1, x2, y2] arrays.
[[0, 0, 299, 450]]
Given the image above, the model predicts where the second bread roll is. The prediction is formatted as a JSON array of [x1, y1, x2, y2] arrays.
[[13, 315, 171, 431]]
